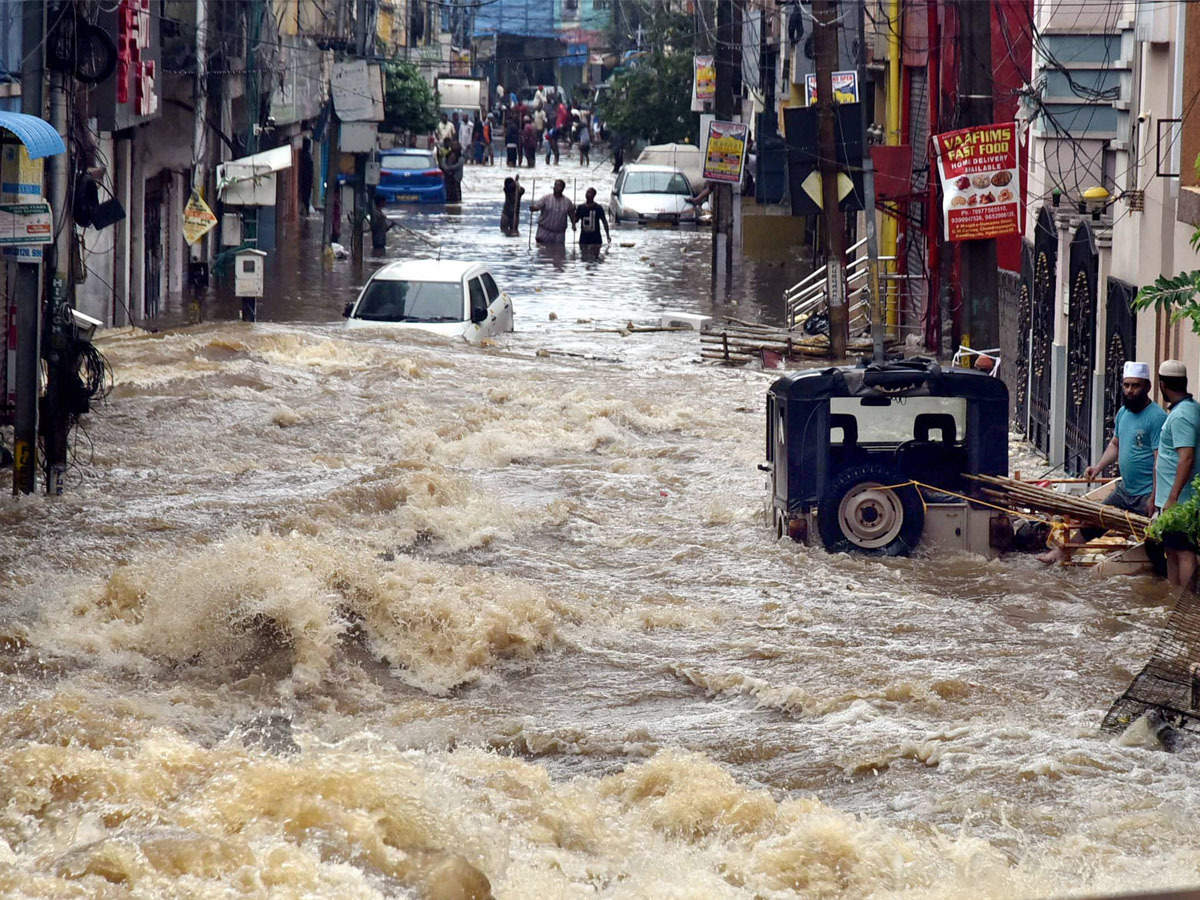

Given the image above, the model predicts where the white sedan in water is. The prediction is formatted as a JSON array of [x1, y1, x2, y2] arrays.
[[343, 260, 514, 343], [609, 164, 701, 226]]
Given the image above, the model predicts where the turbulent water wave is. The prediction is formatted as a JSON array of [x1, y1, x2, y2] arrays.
[[2, 208, 1199, 897], [19, 530, 559, 697]]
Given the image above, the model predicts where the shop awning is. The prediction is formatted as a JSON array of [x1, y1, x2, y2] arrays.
[[217, 146, 293, 206], [0, 111, 65, 159], [218, 146, 292, 184]]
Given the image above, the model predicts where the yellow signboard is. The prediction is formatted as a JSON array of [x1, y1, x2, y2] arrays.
[[183, 189, 217, 246], [702, 120, 749, 185]]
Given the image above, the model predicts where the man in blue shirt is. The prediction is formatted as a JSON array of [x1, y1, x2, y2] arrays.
[[1041, 361, 1165, 565], [1154, 359, 1200, 588], [1083, 361, 1165, 514]]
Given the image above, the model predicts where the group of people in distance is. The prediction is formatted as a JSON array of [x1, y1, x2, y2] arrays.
[[1041, 359, 1200, 591], [501, 177, 609, 249]]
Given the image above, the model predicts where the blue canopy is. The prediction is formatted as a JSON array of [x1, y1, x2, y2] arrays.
[[0, 110, 65, 159]]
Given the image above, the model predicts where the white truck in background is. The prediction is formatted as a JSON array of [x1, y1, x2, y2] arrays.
[[435, 77, 488, 114]]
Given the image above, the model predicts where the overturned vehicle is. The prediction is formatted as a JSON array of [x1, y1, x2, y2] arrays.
[[764, 358, 1011, 556]]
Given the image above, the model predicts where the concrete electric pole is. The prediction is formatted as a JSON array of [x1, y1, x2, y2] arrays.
[[12, 0, 45, 495], [711, 0, 740, 300], [811, 0, 847, 358]]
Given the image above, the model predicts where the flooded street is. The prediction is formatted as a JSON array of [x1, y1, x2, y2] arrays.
[[2, 157, 1198, 898]]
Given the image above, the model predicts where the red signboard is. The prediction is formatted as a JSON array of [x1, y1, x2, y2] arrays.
[[932, 122, 1020, 242], [99, 0, 160, 130]]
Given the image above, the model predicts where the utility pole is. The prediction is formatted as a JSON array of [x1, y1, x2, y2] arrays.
[[711, 0, 737, 300], [322, 117, 340, 256], [41, 67, 72, 495], [350, 0, 375, 267], [811, 0, 847, 358], [925, 0, 942, 353], [13, 0, 45, 495], [191, 0, 209, 259], [956, 0, 997, 352], [858, 1, 884, 363]]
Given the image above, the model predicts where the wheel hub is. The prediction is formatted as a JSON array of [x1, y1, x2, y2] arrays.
[[836, 482, 904, 549]]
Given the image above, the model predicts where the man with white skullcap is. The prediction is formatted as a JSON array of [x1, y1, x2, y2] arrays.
[[1083, 361, 1165, 514], [1040, 360, 1165, 565], [1153, 359, 1200, 588]]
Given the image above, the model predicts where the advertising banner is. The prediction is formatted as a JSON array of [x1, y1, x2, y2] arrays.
[[692, 55, 715, 111], [182, 190, 217, 246], [0, 203, 52, 245], [805, 70, 858, 106], [702, 120, 749, 184], [931, 122, 1020, 242]]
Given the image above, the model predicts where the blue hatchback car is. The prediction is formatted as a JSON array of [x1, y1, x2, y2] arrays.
[[375, 148, 446, 204]]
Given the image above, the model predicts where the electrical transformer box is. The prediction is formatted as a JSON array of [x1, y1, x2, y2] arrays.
[[234, 248, 267, 298]]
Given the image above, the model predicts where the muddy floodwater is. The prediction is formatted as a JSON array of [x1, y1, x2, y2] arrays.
[[1, 159, 1197, 898]]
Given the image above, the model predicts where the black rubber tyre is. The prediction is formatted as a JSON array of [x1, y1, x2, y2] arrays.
[[817, 463, 924, 556]]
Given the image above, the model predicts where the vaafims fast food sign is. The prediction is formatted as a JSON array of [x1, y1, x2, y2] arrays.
[[932, 122, 1020, 242]]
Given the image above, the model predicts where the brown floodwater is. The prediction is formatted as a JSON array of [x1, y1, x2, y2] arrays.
[[0, 158, 1194, 899]]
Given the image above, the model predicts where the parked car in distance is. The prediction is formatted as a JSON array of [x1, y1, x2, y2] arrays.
[[343, 260, 514, 343], [609, 164, 699, 226], [515, 85, 559, 107], [376, 148, 446, 204]]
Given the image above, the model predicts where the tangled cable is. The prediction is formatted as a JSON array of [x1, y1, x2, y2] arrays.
[[75, 341, 113, 410]]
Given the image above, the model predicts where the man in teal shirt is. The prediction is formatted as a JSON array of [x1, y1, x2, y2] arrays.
[[1154, 359, 1200, 588], [1085, 361, 1165, 514], [1041, 361, 1166, 566]]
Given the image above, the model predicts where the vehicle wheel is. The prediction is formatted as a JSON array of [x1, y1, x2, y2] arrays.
[[817, 464, 924, 556]]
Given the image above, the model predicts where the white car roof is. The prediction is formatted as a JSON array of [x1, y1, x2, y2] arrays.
[[619, 163, 697, 184], [372, 259, 484, 283], [621, 163, 689, 173]]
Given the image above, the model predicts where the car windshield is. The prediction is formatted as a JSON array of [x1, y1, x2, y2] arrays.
[[622, 171, 691, 195], [382, 153, 434, 171], [354, 279, 463, 322]]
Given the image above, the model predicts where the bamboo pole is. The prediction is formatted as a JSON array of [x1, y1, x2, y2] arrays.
[[965, 474, 1150, 536]]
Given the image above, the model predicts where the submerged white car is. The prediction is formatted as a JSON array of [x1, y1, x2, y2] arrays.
[[609, 164, 699, 225], [343, 260, 514, 343]]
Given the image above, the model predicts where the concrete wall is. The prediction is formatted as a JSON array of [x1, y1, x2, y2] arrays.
[[1109, 2, 1200, 383]]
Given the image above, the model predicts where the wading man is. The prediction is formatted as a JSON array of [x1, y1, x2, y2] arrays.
[[531, 179, 575, 245], [575, 187, 609, 252]]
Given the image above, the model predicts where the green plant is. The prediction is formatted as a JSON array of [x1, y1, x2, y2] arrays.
[[1132, 154, 1200, 329], [1146, 475, 1200, 545], [599, 51, 697, 145], [383, 62, 438, 135]]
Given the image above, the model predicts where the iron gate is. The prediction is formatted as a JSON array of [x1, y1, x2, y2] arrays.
[[1064, 220, 1098, 476], [144, 172, 167, 319], [1013, 239, 1034, 432], [1029, 207, 1057, 455], [1103, 277, 1139, 451]]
